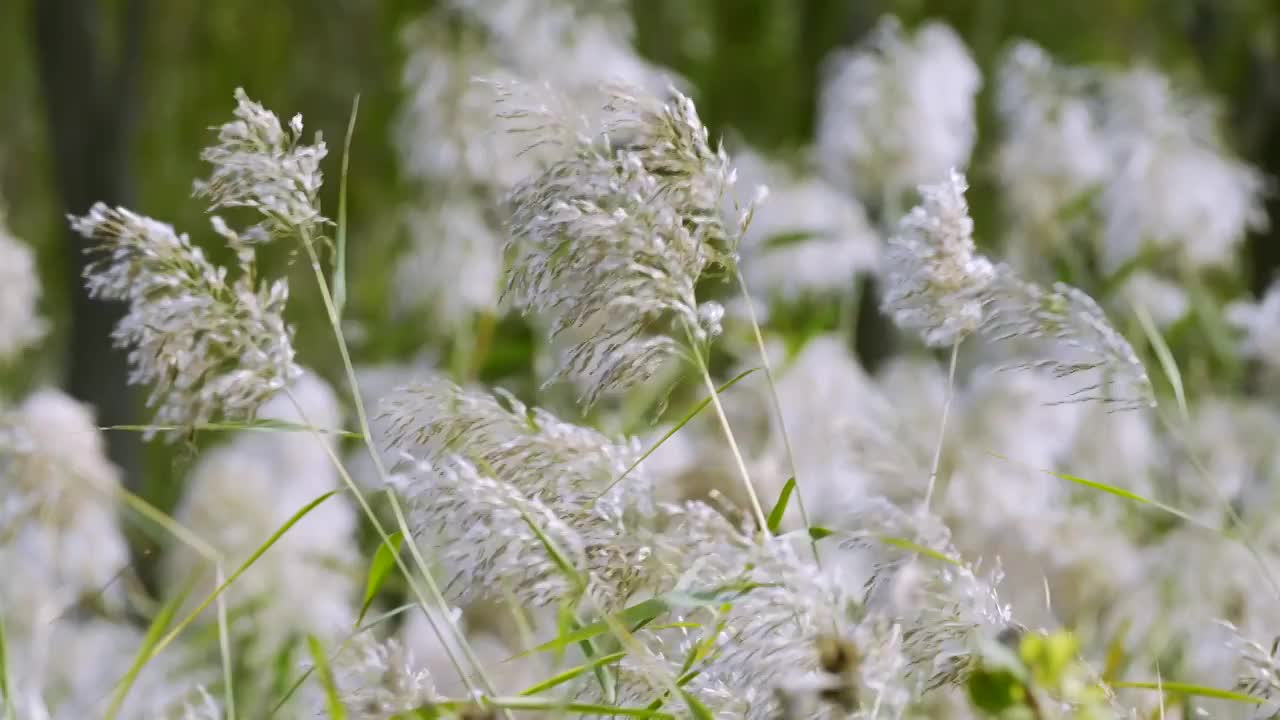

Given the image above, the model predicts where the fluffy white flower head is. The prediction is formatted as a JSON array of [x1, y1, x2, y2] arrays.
[[0, 213, 46, 362], [882, 170, 994, 347], [818, 17, 981, 206]]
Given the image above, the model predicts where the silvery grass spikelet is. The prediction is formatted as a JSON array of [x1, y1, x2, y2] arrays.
[[503, 82, 754, 405], [330, 632, 439, 719], [982, 267, 1156, 410], [0, 210, 46, 362], [193, 88, 329, 242], [818, 16, 981, 210], [71, 205, 300, 434], [881, 170, 994, 348], [71, 89, 323, 435], [382, 376, 665, 608]]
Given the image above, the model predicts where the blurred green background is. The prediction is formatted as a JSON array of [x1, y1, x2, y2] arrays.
[[2, 0, 1279, 502]]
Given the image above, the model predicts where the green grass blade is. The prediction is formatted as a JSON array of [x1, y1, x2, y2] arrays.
[[1134, 304, 1186, 420], [107, 583, 190, 719], [875, 535, 962, 566], [595, 367, 759, 501], [518, 652, 627, 696], [766, 476, 796, 535], [521, 585, 757, 657], [679, 690, 714, 720], [333, 94, 360, 319], [357, 531, 404, 626], [104, 420, 363, 440], [0, 614, 15, 720], [307, 635, 347, 720], [1110, 681, 1261, 703], [145, 491, 338, 666]]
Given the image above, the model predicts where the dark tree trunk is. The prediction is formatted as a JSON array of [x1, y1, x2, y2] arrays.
[[33, 0, 148, 483]]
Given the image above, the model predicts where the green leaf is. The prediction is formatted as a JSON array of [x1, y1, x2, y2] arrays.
[[679, 690, 715, 720], [107, 583, 190, 719], [357, 531, 404, 626], [1110, 681, 1262, 704], [967, 667, 1025, 714], [808, 526, 834, 541], [766, 476, 796, 535], [518, 652, 627, 696], [307, 635, 347, 720], [595, 367, 759, 500]]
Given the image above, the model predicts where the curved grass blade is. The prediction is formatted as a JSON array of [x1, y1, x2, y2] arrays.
[[106, 583, 190, 719], [307, 634, 347, 720], [766, 476, 796, 535], [518, 652, 627, 696], [333, 94, 360, 319], [1134, 304, 1186, 420], [138, 491, 338, 672], [357, 530, 404, 626], [1110, 681, 1261, 704], [595, 367, 759, 500]]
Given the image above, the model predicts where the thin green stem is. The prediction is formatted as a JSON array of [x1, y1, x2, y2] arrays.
[[735, 271, 818, 561], [295, 232, 505, 708], [681, 321, 769, 536], [215, 564, 235, 720], [922, 341, 960, 513]]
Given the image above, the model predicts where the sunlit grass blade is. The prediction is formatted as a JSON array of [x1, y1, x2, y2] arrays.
[[104, 419, 363, 440], [1110, 681, 1261, 703], [766, 476, 796, 535], [333, 94, 359, 319], [142, 491, 337, 669], [679, 689, 714, 720], [307, 634, 347, 720], [106, 583, 190, 719], [518, 652, 627, 696], [595, 367, 759, 500], [875, 535, 962, 566], [357, 530, 404, 626]]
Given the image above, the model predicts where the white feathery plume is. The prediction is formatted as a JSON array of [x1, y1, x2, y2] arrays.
[[994, 41, 1109, 268], [193, 88, 329, 242], [504, 83, 750, 404], [71, 204, 300, 434], [331, 632, 439, 719], [982, 266, 1155, 410], [1098, 67, 1267, 271], [881, 169, 994, 348], [395, 455, 586, 608], [0, 210, 47, 362], [817, 16, 981, 209], [0, 389, 129, 626], [381, 377, 666, 607], [1228, 279, 1280, 379]]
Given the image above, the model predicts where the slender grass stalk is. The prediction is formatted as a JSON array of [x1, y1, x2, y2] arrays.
[[295, 229, 508, 710], [215, 563, 236, 720], [681, 320, 769, 535], [735, 270, 818, 560], [922, 340, 960, 512]]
